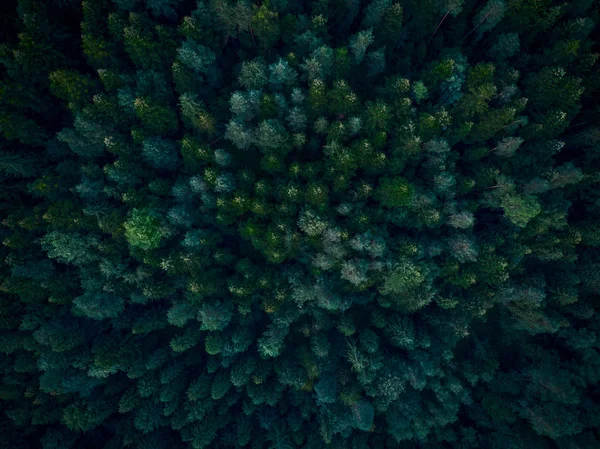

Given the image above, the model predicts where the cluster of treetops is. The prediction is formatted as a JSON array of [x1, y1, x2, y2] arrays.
[[1, 0, 600, 448]]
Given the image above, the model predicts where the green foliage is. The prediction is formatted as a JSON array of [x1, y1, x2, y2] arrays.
[[49, 70, 97, 109], [500, 194, 542, 228], [375, 176, 413, 208], [351, 401, 374, 431], [142, 137, 180, 170], [124, 208, 164, 250], [349, 28, 374, 64], [135, 98, 179, 135], [177, 40, 216, 76], [251, 4, 280, 49], [198, 301, 233, 331], [1, 1, 599, 449], [40, 232, 98, 265], [490, 33, 520, 59], [239, 58, 269, 90], [73, 291, 124, 320], [380, 260, 424, 296]]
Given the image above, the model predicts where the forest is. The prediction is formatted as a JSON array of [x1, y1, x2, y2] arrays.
[[1, 0, 600, 448]]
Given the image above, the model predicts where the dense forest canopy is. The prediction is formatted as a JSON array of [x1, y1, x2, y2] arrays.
[[1, 0, 600, 448]]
